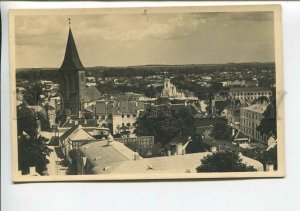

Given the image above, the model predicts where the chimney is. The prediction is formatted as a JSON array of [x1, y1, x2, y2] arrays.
[[134, 153, 140, 160], [210, 146, 217, 153], [78, 110, 82, 118], [167, 150, 171, 156], [84, 119, 87, 124], [232, 128, 235, 136], [266, 162, 274, 172], [74, 120, 78, 125], [176, 143, 183, 155], [107, 134, 114, 146], [182, 149, 186, 155]]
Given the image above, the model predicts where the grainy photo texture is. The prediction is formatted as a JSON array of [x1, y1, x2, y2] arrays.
[[9, 5, 284, 182]]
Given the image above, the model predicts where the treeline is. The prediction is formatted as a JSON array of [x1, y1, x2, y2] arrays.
[[99, 62, 275, 78], [16, 62, 275, 81], [16, 68, 60, 82]]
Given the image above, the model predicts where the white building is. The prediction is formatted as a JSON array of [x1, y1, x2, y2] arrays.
[[240, 103, 270, 144], [161, 78, 185, 98], [85, 100, 145, 135]]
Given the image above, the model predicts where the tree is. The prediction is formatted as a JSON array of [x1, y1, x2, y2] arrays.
[[18, 134, 53, 174], [211, 122, 231, 140], [256, 99, 277, 139], [185, 134, 210, 153], [135, 107, 196, 147], [196, 151, 257, 172], [17, 105, 53, 175], [23, 82, 43, 105]]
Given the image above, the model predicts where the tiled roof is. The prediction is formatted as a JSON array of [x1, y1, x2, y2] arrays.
[[60, 117, 98, 128], [79, 141, 136, 172], [91, 152, 264, 174], [93, 152, 211, 174], [59, 124, 95, 142], [86, 100, 144, 115], [82, 87, 103, 102]]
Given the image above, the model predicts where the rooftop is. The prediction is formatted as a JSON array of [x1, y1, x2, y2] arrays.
[[79, 140, 137, 171], [59, 28, 85, 72], [86, 100, 144, 115], [60, 124, 95, 142], [241, 104, 268, 114], [91, 152, 264, 174]]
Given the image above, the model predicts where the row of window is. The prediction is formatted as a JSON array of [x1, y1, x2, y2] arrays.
[[98, 114, 137, 119], [121, 123, 136, 127], [241, 111, 262, 120], [233, 92, 271, 96], [241, 127, 266, 142]]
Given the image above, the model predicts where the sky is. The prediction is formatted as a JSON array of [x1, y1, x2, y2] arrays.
[[15, 11, 275, 68]]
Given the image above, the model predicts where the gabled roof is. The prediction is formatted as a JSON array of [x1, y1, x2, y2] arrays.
[[79, 141, 137, 173], [234, 130, 249, 142], [60, 124, 80, 141], [60, 124, 95, 142], [86, 100, 144, 115], [92, 152, 212, 174], [59, 28, 85, 72], [82, 87, 103, 102]]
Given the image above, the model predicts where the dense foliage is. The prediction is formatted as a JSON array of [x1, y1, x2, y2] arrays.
[[197, 150, 257, 172], [256, 98, 277, 139], [211, 122, 232, 140], [17, 105, 52, 175]]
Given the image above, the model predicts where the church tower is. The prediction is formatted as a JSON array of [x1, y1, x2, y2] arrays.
[[59, 19, 86, 116]]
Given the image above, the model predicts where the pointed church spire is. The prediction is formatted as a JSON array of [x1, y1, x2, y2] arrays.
[[59, 19, 85, 72]]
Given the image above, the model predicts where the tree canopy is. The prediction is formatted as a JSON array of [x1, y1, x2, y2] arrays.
[[211, 122, 232, 140], [256, 99, 277, 139], [17, 105, 52, 175], [197, 150, 257, 172]]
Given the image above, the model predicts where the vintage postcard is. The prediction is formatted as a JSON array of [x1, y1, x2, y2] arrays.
[[9, 5, 284, 182]]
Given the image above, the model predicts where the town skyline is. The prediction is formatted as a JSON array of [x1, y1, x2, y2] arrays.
[[15, 11, 275, 68]]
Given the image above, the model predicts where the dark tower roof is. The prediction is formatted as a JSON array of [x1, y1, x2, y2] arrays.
[[59, 28, 85, 72]]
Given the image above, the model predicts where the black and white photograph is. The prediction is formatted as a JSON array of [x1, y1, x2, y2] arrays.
[[9, 5, 284, 182]]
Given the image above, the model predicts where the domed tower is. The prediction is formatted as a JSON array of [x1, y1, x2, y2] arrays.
[[59, 19, 86, 116]]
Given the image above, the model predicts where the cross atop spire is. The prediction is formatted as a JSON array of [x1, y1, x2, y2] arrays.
[[59, 22, 85, 72], [68, 18, 71, 27]]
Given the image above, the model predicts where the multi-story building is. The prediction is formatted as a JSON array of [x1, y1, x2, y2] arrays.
[[222, 80, 258, 87], [85, 100, 145, 135], [239, 104, 269, 144], [230, 87, 272, 101]]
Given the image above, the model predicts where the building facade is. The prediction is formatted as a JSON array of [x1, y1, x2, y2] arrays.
[[239, 104, 269, 144], [161, 79, 185, 98], [230, 87, 272, 101], [85, 100, 145, 135]]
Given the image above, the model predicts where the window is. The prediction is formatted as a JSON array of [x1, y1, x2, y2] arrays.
[[122, 123, 125, 126], [122, 115, 124, 118], [127, 114, 130, 118], [127, 123, 130, 126], [133, 114, 137, 117]]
